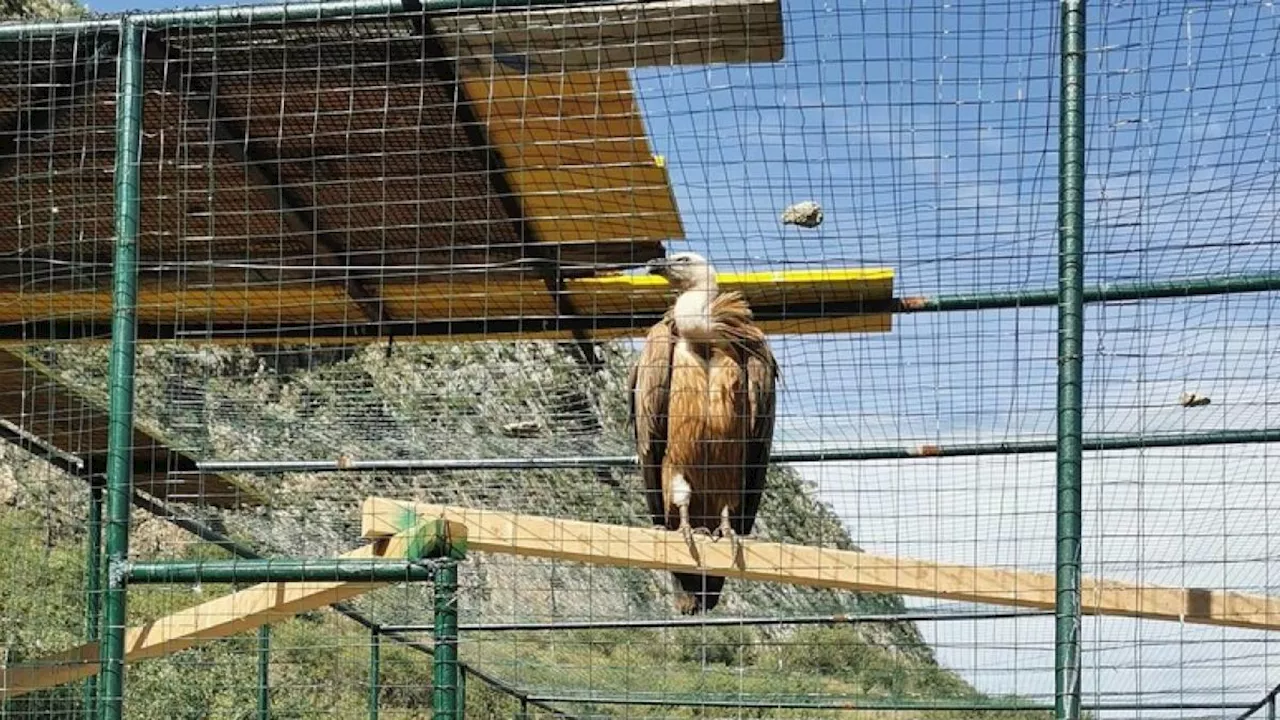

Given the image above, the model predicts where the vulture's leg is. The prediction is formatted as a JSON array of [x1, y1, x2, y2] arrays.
[[678, 503, 702, 565], [717, 505, 745, 570], [672, 473, 701, 565]]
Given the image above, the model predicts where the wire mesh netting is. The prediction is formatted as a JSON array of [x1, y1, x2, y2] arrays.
[[0, 1, 1278, 719]]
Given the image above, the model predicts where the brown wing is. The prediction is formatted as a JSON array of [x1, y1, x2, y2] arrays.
[[629, 318, 676, 526], [734, 332, 778, 537]]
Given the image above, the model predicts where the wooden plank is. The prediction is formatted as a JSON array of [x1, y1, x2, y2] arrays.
[[361, 498, 1280, 633], [0, 518, 466, 700], [433, 0, 784, 72], [462, 68, 686, 245]]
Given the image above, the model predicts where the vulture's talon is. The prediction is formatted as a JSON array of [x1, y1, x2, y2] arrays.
[[729, 533, 745, 570], [680, 523, 702, 565]]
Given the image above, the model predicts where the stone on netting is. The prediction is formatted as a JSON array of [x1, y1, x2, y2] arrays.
[[781, 200, 824, 228]]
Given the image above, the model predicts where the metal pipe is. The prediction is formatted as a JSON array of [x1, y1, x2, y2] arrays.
[[194, 428, 1280, 474], [0, 0, 622, 38], [257, 626, 270, 720], [368, 630, 380, 720], [82, 483, 103, 718], [1055, 3, 1087, 720], [379, 609, 1053, 634], [0, 19, 121, 41], [140, 0, 618, 27], [896, 272, 1280, 312], [432, 560, 460, 720], [522, 694, 1256, 712], [124, 559, 439, 584], [98, 21, 144, 720]]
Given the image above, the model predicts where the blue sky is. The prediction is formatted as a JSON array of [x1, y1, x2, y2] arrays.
[[81, 0, 1280, 712]]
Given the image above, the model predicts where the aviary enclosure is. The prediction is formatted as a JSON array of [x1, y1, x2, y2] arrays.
[[0, 0, 1276, 718]]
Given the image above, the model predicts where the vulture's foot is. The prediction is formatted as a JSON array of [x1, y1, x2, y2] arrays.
[[678, 505, 702, 566], [715, 513, 746, 570], [679, 524, 703, 565]]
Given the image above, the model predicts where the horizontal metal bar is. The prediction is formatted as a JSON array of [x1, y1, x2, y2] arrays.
[[897, 272, 1280, 312], [193, 428, 1280, 474], [0, 19, 121, 41], [525, 693, 1047, 712], [123, 559, 440, 585], [523, 693, 1257, 712], [8, 272, 1280, 344], [379, 610, 1053, 634], [0, 0, 632, 39]]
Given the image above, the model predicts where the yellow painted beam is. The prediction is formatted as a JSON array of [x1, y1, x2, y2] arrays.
[[0, 519, 466, 700], [0, 267, 896, 341], [362, 498, 1280, 633]]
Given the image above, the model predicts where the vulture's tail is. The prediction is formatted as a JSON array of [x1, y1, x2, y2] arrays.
[[672, 572, 726, 614]]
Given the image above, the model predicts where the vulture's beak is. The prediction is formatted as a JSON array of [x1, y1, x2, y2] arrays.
[[646, 258, 671, 277]]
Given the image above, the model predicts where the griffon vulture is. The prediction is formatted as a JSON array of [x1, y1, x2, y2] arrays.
[[628, 251, 779, 614]]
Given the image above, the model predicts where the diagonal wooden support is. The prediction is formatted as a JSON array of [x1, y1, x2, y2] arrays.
[[362, 498, 1280, 633], [0, 517, 465, 700]]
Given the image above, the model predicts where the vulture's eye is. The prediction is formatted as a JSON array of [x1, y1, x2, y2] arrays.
[[677, 256, 691, 263]]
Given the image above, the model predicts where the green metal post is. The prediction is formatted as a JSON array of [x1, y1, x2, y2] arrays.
[[432, 561, 460, 720], [257, 626, 270, 720], [82, 482, 103, 718], [1056, 2, 1086, 720], [369, 630, 380, 720], [99, 20, 144, 720], [456, 667, 466, 720]]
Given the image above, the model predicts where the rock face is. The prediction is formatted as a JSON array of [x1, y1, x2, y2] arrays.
[[26, 339, 935, 649]]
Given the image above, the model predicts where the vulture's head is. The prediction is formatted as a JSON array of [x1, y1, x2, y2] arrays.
[[646, 251, 717, 291]]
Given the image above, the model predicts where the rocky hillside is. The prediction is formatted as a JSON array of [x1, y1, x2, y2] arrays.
[[0, 338, 1017, 718]]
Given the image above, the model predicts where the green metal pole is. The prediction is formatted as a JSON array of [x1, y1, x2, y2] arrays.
[[369, 630, 381, 720], [432, 561, 460, 720], [1056, 1, 1086, 720], [125, 559, 439, 584], [82, 482, 103, 718], [99, 19, 144, 720], [257, 626, 270, 720]]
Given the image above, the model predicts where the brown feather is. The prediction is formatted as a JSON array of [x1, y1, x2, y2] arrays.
[[630, 288, 779, 613]]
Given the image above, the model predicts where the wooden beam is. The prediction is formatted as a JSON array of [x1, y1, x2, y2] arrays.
[[0, 518, 466, 700], [362, 498, 1280, 633], [430, 0, 785, 73]]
